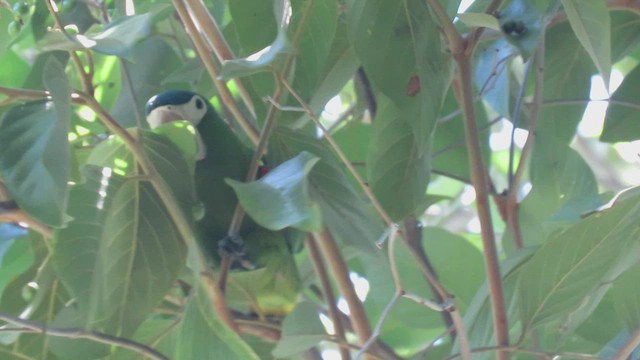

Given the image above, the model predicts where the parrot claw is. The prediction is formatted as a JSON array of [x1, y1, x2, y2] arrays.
[[218, 234, 256, 270]]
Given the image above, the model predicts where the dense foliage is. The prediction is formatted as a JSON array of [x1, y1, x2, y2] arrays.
[[0, 0, 639, 359]]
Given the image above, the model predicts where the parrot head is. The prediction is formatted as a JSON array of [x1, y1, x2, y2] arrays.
[[145, 90, 210, 159]]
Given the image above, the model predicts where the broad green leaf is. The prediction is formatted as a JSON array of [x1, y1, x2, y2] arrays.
[[349, 0, 450, 153], [612, 265, 640, 330], [561, 0, 611, 84], [272, 301, 326, 358], [227, 151, 323, 232], [110, 37, 183, 128], [224, 0, 290, 79], [432, 90, 490, 182], [29, 13, 150, 61], [288, 0, 338, 101], [457, 12, 501, 31], [0, 99, 70, 227], [367, 96, 430, 220], [270, 127, 382, 255], [53, 126, 193, 352], [517, 193, 640, 332], [220, 32, 292, 78], [499, 0, 561, 59], [175, 285, 259, 360], [349, 0, 451, 219], [293, 20, 359, 126], [53, 165, 183, 339]]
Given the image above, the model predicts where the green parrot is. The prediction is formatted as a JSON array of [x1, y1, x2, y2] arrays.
[[144, 90, 300, 316]]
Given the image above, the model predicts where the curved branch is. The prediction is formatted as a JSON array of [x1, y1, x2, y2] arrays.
[[0, 312, 169, 360]]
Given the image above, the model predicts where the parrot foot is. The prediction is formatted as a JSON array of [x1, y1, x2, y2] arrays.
[[218, 234, 256, 270]]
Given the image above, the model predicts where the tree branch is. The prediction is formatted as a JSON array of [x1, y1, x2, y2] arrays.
[[306, 235, 351, 360], [0, 312, 169, 360], [452, 53, 509, 359]]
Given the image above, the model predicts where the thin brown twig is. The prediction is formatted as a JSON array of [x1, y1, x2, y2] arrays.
[[0, 312, 169, 360], [312, 229, 374, 357], [306, 235, 351, 360], [507, 40, 545, 250], [44, 0, 94, 95]]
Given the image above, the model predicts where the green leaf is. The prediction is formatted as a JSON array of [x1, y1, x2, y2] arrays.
[[272, 301, 326, 358], [612, 265, 640, 331], [367, 96, 430, 220], [53, 165, 184, 338], [270, 127, 382, 255], [110, 37, 183, 128], [288, 0, 338, 100], [0, 99, 70, 227], [76, 13, 152, 60], [349, 0, 450, 153], [349, 0, 451, 219], [222, 0, 292, 79], [457, 12, 501, 31], [220, 32, 292, 78], [517, 193, 640, 332], [52, 126, 193, 351], [227, 151, 323, 232], [561, 0, 611, 84], [457, 247, 536, 360], [175, 285, 259, 360], [292, 19, 359, 127]]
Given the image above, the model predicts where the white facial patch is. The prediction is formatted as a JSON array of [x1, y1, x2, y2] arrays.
[[145, 94, 209, 160]]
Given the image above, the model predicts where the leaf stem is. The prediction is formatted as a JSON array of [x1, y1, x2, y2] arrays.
[[0, 312, 169, 360]]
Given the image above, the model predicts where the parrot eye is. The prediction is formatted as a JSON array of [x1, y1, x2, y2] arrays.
[[195, 98, 204, 110]]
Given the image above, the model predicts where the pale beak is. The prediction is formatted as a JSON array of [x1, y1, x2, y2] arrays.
[[146, 107, 207, 161], [146, 107, 185, 129]]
